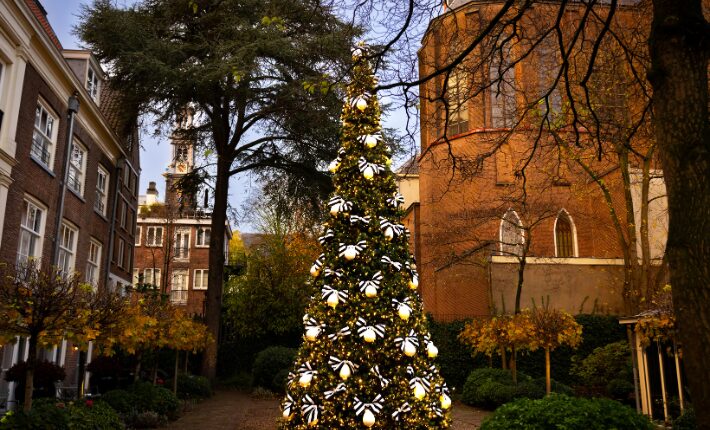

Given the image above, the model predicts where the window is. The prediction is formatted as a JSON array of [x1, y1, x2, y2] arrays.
[[116, 238, 125, 268], [555, 210, 577, 257], [119, 200, 127, 229], [31, 103, 57, 168], [445, 68, 469, 136], [196, 227, 210, 247], [86, 67, 100, 101], [95, 166, 109, 215], [132, 268, 140, 286], [86, 240, 102, 286], [135, 226, 142, 246], [174, 229, 190, 259], [499, 209, 524, 256], [537, 37, 563, 119], [143, 268, 161, 288], [67, 141, 87, 196], [146, 226, 163, 246], [125, 244, 132, 271], [57, 222, 78, 275], [18, 199, 45, 264], [489, 44, 517, 128], [170, 270, 189, 304], [194, 269, 208, 290]]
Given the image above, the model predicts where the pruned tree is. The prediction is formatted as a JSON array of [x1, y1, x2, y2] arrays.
[[0, 262, 92, 411], [77, 0, 357, 378]]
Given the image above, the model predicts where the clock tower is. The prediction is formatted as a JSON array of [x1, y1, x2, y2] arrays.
[[165, 107, 196, 211]]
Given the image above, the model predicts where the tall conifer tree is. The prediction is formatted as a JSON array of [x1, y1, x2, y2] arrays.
[[280, 44, 451, 429]]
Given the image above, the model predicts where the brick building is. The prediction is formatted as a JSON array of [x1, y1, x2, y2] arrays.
[[410, 0, 666, 320], [0, 0, 140, 409], [134, 116, 230, 316]]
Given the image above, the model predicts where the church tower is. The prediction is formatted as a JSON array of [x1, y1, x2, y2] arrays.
[[164, 107, 196, 211]]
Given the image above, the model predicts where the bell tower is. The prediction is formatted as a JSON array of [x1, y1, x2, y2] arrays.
[[165, 106, 196, 211]]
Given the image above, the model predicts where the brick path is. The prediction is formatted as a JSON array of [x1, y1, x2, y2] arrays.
[[168, 390, 489, 429]]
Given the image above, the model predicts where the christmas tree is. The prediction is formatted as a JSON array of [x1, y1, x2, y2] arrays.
[[280, 44, 452, 429]]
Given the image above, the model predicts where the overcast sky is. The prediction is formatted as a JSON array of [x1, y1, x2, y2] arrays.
[[43, 0, 412, 233]]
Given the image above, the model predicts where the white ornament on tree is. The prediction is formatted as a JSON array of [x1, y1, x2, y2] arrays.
[[413, 381, 426, 400], [440, 393, 452, 410], [363, 327, 376, 343], [328, 159, 340, 173], [299, 372, 313, 387], [339, 241, 367, 260], [398, 305, 411, 320], [409, 275, 419, 290], [306, 327, 321, 341], [363, 409, 376, 427], [356, 97, 368, 111], [384, 225, 394, 240], [427, 342, 439, 358]]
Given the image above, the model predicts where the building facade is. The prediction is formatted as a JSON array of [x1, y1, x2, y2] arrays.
[[413, 0, 665, 320], [134, 118, 230, 317], [0, 0, 139, 409]]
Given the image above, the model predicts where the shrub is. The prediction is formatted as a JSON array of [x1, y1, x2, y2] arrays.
[[67, 401, 124, 430], [220, 371, 252, 390], [125, 411, 168, 429], [461, 368, 571, 409], [131, 382, 179, 419], [175, 374, 211, 400], [673, 408, 697, 430], [252, 346, 296, 392], [5, 360, 66, 400], [571, 340, 633, 398], [428, 318, 489, 390], [101, 389, 135, 414], [480, 394, 654, 430], [0, 398, 70, 429]]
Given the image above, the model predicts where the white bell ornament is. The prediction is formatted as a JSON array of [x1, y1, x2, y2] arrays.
[[327, 292, 340, 308], [363, 409, 376, 427], [339, 364, 352, 380], [427, 343, 439, 358], [413, 381, 426, 400], [299, 373, 313, 387], [398, 305, 411, 321], [328, 159, 340, 173], [365, 284, 378, 298], [305, 327, 320, 341], [440, 393, 452, 410], [408, 275, 419, 290], [362, 165, 375, 180], [404, 341, 417, 357], [364, 134, 379, 148], [384, 226, 394, 240], [356, 98, 368, 111], [363, 327, 377, 343], [343, 246, 358, 260]]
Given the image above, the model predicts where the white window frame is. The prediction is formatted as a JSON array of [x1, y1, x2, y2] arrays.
[[57, 221, 78, 275], [31, 101, 58, 170], [170, 269, 189, 304], [489, 44, 517, 129], [499, 209, 525, 257], [193, 269, 208, 290], [17, 197, 47, 265], [553, 209, 579, 258], [86, 66, 101, 101], [95, 165, 109, 215], [195, 227, 210, 247], [135, 226, 142, 246], [132, 268, 140, 286], [146, 226, 163, 247], [446, 67, 469, 136], [67, 140, 88, 196], [143, 268, 161, 288], [174, 228, 190, 260], [86, 239, 102, 286], [116, 238, 125, 269]]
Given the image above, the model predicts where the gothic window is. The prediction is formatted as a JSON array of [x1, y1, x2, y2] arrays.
[[490, 44, 517, 128], [555, 210, 576, 257], [499, 209, 524, 256], [537, 36, 562, 119], [445, 67, 469, 135]]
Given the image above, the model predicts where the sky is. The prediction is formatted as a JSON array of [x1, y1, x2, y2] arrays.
[[43, 0, 414, 232]]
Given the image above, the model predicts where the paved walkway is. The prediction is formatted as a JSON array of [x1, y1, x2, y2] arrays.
[[168, 390, 489, 429]]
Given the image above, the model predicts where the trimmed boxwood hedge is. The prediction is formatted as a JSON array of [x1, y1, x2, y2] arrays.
[[480, 394, 654, 430], [461, 368, 572, 409]]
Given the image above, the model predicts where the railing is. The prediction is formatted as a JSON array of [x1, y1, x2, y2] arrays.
[[31, 133, 52, 166], [170, 289, 188, 304]]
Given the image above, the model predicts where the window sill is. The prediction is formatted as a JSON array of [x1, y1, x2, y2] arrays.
[[30, 156, 56, 177], [94, 209, 109, 222], [194, 245, 210, 248], [68, 188, 86, 203]]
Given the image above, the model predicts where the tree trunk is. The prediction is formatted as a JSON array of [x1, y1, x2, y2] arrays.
[[76, 350, 86, 400], [545, 347, 551, 395], [500, 347, 507, 370], [23, 336, 38, 412], [649, 1, 710, 427], [173, 350, 179, 394], [201, 155, 230, 380], [134, 352, 142, 382]]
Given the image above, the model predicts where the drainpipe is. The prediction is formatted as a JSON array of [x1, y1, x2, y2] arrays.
[[51, 92, 80, 266], [103, 157, 125, 290]]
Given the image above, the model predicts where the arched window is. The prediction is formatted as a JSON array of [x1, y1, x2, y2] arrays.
[[499, 209, 524, 256], [445, 67, 469, 135], [555, 210, 577, 257]]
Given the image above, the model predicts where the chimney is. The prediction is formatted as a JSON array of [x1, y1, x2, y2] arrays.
[[145, 181, 159, 205]]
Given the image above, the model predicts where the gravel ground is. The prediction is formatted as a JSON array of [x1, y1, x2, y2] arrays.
[[167, 389, 489, 429]]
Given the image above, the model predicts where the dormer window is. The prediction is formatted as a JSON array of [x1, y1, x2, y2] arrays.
[[87, 66, 101, 101]]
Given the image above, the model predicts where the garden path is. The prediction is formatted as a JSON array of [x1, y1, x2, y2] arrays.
[[167, 389, 489, 429]]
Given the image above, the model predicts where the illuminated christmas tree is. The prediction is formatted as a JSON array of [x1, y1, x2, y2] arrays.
[[280, 44, 451, 429]]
